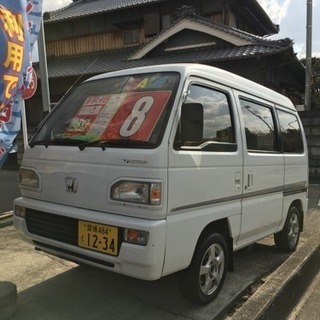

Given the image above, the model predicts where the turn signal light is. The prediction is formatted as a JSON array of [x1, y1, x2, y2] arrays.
[[124, 228, 148, 246], [14, 205, 26, 218]]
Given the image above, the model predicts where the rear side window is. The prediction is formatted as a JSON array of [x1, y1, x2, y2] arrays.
[[240, 99, 277, 152], [277, 109, 304, 153]]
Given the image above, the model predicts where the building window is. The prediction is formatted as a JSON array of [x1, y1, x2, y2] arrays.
[[124, 30, 140, 45], [207, 12, 224, 24], [161, 14, 171, 30], [144, 12, 160, 36]]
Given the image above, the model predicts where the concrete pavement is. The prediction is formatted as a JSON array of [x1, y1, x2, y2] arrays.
[[0, 184, 320, 319], [228, 206, 320, 320], [0, 223, 298, 320]]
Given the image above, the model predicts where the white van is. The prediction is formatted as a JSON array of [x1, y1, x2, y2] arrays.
[[14, 64, 308, 304]]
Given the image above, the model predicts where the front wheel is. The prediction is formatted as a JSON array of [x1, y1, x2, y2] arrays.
[[274, 205, 301, 252], [178, 233, 228, 305]]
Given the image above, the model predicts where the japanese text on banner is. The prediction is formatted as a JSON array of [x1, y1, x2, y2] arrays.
[[0, 0, 43, 168]]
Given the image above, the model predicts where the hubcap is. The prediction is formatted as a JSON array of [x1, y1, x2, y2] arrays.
[[288, 212, 299, 247], [199, 243, 225, 296]]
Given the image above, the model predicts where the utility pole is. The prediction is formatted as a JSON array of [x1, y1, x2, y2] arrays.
[[305, 0, 313, 111]]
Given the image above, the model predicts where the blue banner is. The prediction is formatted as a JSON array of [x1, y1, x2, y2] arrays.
[[0, 0, 43, 168]]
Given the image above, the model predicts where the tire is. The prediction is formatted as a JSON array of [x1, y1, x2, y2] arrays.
[[178, 233, 228, 305], [274, 205, 301, 252]]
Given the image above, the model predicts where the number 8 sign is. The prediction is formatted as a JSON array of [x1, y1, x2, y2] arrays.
[[102, 91, 172, 141], [120, 96, 155, 137]]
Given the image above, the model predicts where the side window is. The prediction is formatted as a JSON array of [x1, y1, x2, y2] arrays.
[[175, 84, 236, 151], [124, 30, 140, 45], [240, 99, 277, 152], [277, 109, 304, 153]]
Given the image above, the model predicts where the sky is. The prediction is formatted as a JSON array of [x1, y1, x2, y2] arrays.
[[41, 0, 320, 58]]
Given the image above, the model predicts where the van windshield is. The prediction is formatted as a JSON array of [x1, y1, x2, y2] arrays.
[[30, 72, 180, 149]]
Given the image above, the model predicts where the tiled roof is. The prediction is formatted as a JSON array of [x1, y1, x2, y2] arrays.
[[42, 47, 134, 78], [35, 40, 292, 79], [188, 15, 277, 44], [128, 14, 288, 61], [45, 0, 165, 23], [39, 6, 294, 80], [45, 0, 278, 36]]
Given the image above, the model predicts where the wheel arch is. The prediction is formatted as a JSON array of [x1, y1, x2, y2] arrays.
[[196, 218, 234, 272]]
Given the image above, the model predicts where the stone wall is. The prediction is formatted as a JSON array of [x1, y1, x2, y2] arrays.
[[299, 111, 320, 184]]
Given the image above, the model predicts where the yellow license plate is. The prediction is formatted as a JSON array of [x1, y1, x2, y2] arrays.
[[78, 221, 118, 256]]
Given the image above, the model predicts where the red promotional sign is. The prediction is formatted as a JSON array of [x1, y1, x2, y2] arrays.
[[102, 91, 171, 141], [65, 91, 172, 142], [22, 67, 37, 99], [0, 103, 12, 123]]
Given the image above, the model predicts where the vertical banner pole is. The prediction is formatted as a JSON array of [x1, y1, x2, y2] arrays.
[[38, 17, 51, 116], [21, 100, 28, 150]]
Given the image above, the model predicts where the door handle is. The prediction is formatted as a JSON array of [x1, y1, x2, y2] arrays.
[[246, 173, 253, 190]]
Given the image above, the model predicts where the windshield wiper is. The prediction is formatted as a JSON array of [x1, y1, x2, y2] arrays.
[[29, 138, 89, 148], [30, 138, 156, 150], [78, 139, 156, 151]]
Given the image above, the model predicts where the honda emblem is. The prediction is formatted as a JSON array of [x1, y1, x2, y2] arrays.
[[65, 177, 78, 193]]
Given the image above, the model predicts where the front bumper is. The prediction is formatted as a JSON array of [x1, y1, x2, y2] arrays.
[[14, 197, 167, 280]]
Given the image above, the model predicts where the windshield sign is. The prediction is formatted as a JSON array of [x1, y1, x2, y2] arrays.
[[30, 72, 180, 149], [65, 91, 172, 142]]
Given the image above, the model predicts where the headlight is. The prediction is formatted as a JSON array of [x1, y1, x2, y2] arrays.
[[19, 168, 40, 189], [111, 180, 161, 205]]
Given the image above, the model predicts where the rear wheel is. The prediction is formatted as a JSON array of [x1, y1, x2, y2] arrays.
[[274, 205, 301, 252], [178, 233, 228, 305]]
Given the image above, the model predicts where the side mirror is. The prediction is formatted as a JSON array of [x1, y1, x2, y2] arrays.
[[180, 103, 203, 142]]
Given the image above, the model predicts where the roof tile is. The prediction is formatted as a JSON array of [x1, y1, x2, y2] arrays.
[[35, 42, 290, 79], [46, 0, 164, 22]]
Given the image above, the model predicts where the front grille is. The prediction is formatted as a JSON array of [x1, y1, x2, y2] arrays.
[[26, 209, 79, 246]]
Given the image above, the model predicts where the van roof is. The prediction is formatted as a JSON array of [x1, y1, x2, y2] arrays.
[[87, 63, 296, 111]]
